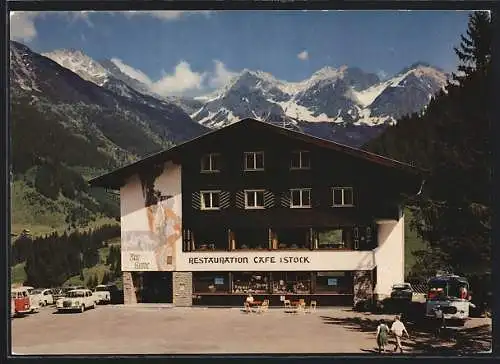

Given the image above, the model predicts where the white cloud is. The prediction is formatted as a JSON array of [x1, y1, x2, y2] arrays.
[[10, 11, 39, 42], [110, 58, 154, 86], [151, 61, 206, 96], [208, 60, 238, 88], [9, 11, 94, 42], [297, 50, 309, 61], [110, 58, 237, 96]]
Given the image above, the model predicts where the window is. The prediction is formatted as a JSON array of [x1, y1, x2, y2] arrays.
[[332, 187, 354, 207], [245, 190, 265, 209], [273, 228, 310, 249], [190, 228, 229, 251], [315, 228, 353, 250], [271, 272, 311, 294], [193, 272, 230, 293], [201, 153, 220, 172], [200, 191, 220, 210], [290, 151, 311, 170], [232, 272, 269, 294], [315, 272, 353, 294], [232, 228, 269, 250], [290, 188, 311, 208], [244, 151, 264, 171]]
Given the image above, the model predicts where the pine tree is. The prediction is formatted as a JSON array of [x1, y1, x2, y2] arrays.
[[453, 11, 492, 82], [366, 11, 491, 278]]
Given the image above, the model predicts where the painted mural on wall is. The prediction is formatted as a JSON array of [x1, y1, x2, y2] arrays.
[[121, 162, 182, 271]]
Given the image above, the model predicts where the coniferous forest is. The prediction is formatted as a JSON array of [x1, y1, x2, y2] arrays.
[[11, 225, 122, 288], [365, 11, 492, 303]]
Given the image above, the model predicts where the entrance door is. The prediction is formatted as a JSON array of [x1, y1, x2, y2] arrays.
[[140, 272, 173, 303]]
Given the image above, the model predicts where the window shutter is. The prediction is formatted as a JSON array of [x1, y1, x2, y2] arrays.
[[235, 191, 245, 209], [264, 190, 274, 208], [220, 191, 231, 209], [281, 191, 291, 208], [192, 192, 201, 210], [353, 226, 360, 250], [183, 228, 193, 251]]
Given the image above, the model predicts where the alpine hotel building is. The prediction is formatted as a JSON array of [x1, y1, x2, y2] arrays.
[[90, 118, 424, 307]]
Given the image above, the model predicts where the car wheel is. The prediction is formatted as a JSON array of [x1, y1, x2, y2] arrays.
[[80, 305, 85, 313]]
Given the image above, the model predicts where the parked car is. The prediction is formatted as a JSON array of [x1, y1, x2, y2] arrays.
[[30, 288, 55, 306], [52, 287, 71, 302], [390, 283, 414, 301], [93, 285, 112, 304], [55, 289, 96, 313], [11, 287, 32, 316]]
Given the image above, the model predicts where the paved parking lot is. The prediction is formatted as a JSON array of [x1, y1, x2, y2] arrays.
[[11, 305, 492, 355]]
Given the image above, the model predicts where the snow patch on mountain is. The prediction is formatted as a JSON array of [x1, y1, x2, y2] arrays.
[[43, 49, 109, 86]]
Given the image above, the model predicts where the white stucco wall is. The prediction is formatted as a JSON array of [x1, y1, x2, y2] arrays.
[[120, 161, 182, 271], [373, 215, 405, 298]]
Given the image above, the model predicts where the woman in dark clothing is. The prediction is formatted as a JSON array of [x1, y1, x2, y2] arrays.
[[376, 320, 390, 353]]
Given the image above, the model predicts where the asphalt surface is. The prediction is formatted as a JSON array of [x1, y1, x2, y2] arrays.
[[11, 305, 492, 355]]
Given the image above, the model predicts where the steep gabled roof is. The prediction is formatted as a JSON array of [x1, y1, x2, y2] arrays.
[[89, 118, 424, 189]]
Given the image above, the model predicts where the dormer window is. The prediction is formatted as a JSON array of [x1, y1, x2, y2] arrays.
[[244, 151, 264, 171], [332, 187, 354, 207], [201, 153, 220, 173], [290, 151, 311, 170]]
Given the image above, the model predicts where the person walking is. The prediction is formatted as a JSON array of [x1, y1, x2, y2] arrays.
[[391, 315, 410, 353], [432, 305, 445, 338], [376, 320, 390, 353]]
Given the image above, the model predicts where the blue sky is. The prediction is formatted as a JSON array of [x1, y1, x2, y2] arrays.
[[10, 10, 472, 97]]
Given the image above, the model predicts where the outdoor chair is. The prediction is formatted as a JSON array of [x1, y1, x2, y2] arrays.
[[257, 299, 269, 314], [284, 299, 298, 314], [297, 299, 306, 314], [244, 301, 253, 314], [310, 300, 317, 312]]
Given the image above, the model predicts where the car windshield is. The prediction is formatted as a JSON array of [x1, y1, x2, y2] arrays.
[[67, 291, 86, 298], [31, 289, 43, 294], [95, 287, 109, 292]]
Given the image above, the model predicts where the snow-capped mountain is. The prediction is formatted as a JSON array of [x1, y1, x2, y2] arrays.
[[38, 43, 448, 147], [191, 63, 448, 131], [42, 49, 110, 86], [11, 41, 208, 163]]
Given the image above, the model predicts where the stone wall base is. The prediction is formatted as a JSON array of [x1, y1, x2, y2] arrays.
[[353, 270, 374, 306], [123, 271, 137, 305], [173, 272, 193, 307]]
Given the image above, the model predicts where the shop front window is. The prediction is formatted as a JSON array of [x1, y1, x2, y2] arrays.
[[272, 272, 311, 294], [315, 272, 353, 294], [315, 228, 353, 250], [193, 272, 230, 293], [232, 272, 269, 294]]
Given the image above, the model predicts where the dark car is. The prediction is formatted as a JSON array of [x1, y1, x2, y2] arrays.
[[390, 283, 414, 301]]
